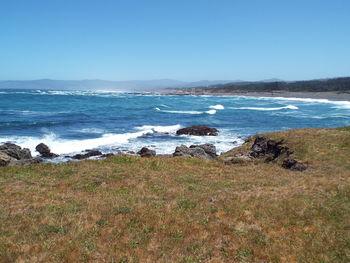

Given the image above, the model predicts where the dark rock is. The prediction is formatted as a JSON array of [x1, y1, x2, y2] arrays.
[[249, 137, 289, 161], [0, 143, 32, 160], [71, 150, 102, 160], [35, 143, 58, 158], [173, 144, 217, 159], [137, 147, 156, 158], [176, 126, 218, 136], [282, 158, 308, 171]]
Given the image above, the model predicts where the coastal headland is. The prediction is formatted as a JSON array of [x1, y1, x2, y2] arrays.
[[1, 127, 349, 262]]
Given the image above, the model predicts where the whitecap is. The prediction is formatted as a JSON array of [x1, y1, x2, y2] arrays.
[[74, 128, 105, 134], [135, 124, 181, 133], [209, 104, 225, 110], [206, 109, 217, 114], [231, 105, 299, 111], [160, 109, 217, 115]]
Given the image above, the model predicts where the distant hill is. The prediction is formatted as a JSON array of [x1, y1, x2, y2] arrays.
[[0, 79, 234, 91], [192, 77, 350, 93]]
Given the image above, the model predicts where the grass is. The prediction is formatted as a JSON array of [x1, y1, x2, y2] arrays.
[[0, 127, 349, 262]]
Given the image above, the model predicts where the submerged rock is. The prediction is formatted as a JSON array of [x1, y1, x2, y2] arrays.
[[35, 143, 58, 158], [0, 143, 32, 160], [71, 150, 102, 160], [176, 126, 218, 136], [173, 144, 217, 159], [137, 147, 156, 158]]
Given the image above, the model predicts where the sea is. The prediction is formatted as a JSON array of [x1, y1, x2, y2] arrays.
[[1, 89, 350, 161]]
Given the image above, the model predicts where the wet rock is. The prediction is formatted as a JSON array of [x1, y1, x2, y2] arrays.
[[137, 147, 156, 158], [0, 143, 32, 160], [173, 144, 217, 159], [282, 158, 308, 171], [35, 143, 58, 158], [71, 150, 102, 160], [176, 126, 218, 136]]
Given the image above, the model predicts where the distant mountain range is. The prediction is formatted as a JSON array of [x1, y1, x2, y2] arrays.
[[1, 77, 348, 92], [0, 79, 235, 91]]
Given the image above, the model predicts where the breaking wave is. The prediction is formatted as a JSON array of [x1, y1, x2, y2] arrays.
[[231, 105, 299, 111], [209, 104, 225, 110]]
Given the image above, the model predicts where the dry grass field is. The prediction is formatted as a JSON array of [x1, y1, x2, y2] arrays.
[[0, 127, 349, 262]]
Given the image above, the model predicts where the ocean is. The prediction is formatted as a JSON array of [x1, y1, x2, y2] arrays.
[[1, 89, 349, 161]]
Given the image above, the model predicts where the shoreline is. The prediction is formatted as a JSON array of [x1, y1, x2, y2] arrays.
[[162, 90, 350, 101]]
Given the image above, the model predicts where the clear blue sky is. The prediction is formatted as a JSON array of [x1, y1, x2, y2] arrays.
[[0, 0, 349, 81]]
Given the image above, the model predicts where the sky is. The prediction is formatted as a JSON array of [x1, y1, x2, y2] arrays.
[[0, 0, 349, 81]]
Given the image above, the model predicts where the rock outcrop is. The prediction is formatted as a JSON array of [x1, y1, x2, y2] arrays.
[[221, 136, 308, 171], [0, 143, 32, 160], [0, 143, 42, 167], [0, 152, 12, 167], [249, 136, 290, 161], [173, 144, 217, 159], [35, 143, 58, 158], [71, 150, 102, 160], [137, 147, 156, 158], [176, 126, 218, 136]]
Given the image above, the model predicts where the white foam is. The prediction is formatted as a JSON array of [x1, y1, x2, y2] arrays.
[[74, 128, 105, 134], [0, 130, 153, 155], [135, 124, 181, 133], [251, 96, 350, 109], [154, 107, 161, 111], [209, 104, 225, 110], [159, 109, 217, 115], [206, 109, 217, 114], [0, 124, 184, 156], [231, 105, 299, 111]]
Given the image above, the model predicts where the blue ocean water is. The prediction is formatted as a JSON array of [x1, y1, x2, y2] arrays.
[[0, 89, 349, 158]]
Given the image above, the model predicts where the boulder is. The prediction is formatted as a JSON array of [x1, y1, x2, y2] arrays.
[[9, 157, 42, 167], [282, 158, 308, 171], [190, 143, 217, 158], [176, 126, 218, 136], [0, 143, 32, 160], [173, 144, 217, 159], [71, 150, 102, 160], [35, 143, 58, 158], [137, 147, 156, 158], [0, 152, 12, 167], [249, 137, 289, 161]]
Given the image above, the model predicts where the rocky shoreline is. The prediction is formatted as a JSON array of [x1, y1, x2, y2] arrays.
[[0, 125, 307, 171]]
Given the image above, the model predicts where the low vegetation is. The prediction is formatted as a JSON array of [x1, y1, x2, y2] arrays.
[[196, 77, 350, 93], [0, 127, 349, 262]]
